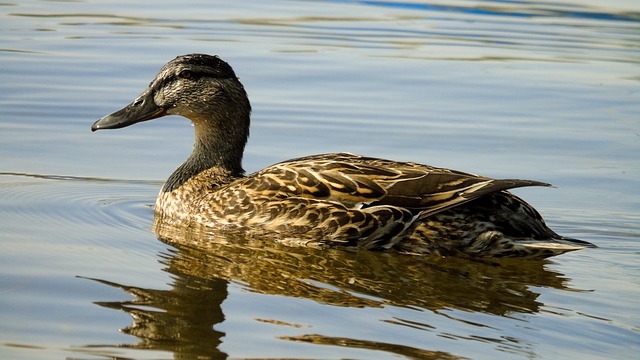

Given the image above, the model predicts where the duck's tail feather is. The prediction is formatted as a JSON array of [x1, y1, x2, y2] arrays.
[[503, 236, 597, 259]]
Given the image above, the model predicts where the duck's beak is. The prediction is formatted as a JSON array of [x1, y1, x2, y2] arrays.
[[91, 90, 166, 131]]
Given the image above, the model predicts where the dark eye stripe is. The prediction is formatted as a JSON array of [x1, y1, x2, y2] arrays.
[[170, 68, 232, 83], [151, 57, 238, 92]]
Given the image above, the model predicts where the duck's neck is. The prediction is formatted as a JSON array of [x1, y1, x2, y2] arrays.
[[162, 116, 249, 193]]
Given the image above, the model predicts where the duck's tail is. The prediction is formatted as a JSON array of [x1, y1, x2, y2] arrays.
[[481, 235, 596, 260], [519, 236, 596, 256]]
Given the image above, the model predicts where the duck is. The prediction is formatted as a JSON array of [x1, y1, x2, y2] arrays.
[[92, 53, 595, 259]]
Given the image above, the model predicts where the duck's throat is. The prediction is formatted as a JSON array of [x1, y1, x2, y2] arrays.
[[162, 138, 245, 194]]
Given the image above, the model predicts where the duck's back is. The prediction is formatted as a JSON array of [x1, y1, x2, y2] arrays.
[[155, 153, 592, 259]]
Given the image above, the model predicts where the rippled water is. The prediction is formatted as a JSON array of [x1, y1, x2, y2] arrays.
[[1, 0, 639, 359]]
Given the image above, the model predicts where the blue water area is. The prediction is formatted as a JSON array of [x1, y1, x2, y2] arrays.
[[1, 0, 638, 359]]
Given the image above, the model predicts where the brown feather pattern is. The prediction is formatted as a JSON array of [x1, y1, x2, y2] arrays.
[[156, 152, 593, 259]]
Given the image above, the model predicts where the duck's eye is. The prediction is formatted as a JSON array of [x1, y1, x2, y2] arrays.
[[178, 70, 193, 79]]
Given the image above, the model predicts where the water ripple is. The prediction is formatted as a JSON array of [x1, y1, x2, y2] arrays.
[[0, 172, 158, 235], [358, 0, 640, 23], [6, 0, 637, 64]]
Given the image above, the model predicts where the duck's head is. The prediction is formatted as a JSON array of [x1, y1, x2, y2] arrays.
[[91, 54, 251, 146]]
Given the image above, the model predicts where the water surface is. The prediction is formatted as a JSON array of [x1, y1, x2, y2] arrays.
[[1, 0, 639, 359]]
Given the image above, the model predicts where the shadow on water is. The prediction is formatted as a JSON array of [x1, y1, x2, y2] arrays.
[[80, 216, 587, 359]]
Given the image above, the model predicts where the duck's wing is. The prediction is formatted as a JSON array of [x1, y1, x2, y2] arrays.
[[246, 153, 551, 216]]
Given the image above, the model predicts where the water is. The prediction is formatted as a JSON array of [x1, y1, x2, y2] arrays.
[[1, 0, 639, 359]]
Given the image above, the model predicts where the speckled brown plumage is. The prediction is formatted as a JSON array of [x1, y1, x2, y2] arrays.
[[92, 54, 595, 259]]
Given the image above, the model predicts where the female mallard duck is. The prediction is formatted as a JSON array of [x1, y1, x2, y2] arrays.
[[92, 54, 595, 259]]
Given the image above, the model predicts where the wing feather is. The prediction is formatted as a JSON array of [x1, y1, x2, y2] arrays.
[[248, 153, 551, 217]]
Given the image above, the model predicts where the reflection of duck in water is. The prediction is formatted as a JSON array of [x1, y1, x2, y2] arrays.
[[85, 226, 580, 358], [153, 222, 576, 313], [92, 54, 595, 259], [88, 273, 228, 358]]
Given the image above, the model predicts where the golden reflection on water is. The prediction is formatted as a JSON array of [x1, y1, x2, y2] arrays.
[[83, 217, 583, 358]]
